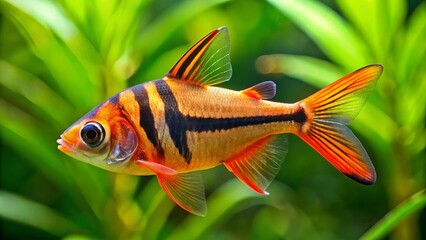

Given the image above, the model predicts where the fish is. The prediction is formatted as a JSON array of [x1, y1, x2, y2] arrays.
[[57, 26, 383, 216]]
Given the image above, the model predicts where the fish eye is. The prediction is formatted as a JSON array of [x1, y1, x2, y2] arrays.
[[80, 122, 105, 147]]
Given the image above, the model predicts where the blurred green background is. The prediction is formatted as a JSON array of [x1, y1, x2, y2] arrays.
[[1, 0, 425, 239]]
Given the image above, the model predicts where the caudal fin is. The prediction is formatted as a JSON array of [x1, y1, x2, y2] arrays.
[[297, 64, 383, 185]]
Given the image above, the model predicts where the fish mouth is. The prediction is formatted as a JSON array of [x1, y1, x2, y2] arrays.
[[57, 134, 73, 154]]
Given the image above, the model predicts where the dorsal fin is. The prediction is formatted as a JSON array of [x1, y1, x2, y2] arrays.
[[241, 81, 276, 99], [166, 26, 232, 86]]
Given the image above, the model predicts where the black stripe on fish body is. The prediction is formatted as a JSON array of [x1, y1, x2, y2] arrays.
[[131, 85, 165, 157], [293, 107, 308, 124], [154, 80, 192, 163], [154, 79, 308, 163], [185, 108, 306, 132]]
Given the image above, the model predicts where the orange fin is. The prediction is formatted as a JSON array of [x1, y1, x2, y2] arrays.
[[224, 135, 287, 194], [302, 64, 383, 124], [136, 160, 207, 216], [241, 81, 276, 99], [298, 64, 383, 184], [136, 160, 177, 175], [166, 26, 232, 86]]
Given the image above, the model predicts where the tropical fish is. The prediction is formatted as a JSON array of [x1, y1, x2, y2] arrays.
[[57, 26, 383, 216]]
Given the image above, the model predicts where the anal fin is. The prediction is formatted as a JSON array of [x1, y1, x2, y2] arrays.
[[224, 135, 287, 194], [137, 160, 207, 216]]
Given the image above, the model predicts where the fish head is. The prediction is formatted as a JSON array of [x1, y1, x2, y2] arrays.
[[57, 100, 138, 172]]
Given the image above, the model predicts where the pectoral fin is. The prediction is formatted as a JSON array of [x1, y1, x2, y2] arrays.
[[136, 160, 177, 175], [136, 160, 207, 216]]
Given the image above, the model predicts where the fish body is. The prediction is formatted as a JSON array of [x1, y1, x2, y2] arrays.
[[112, 80, 300, 174], [57, 27, 383, 216]]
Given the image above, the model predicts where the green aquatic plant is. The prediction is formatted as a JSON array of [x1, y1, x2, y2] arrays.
[[1, 0, 424, 239]]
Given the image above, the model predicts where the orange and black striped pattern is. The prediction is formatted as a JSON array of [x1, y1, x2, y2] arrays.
[[57, 27, 383, 216], [115, 79, 304, 171]]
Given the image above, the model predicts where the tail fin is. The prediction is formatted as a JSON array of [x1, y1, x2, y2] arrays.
[[297, 64, 383, 185]]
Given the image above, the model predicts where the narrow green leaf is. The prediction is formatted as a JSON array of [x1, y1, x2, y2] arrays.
[[0, 60, 74, 125], [63, 162, 111, 221], [268, 0, 370, 70], [100, 0, 148, 63], [0, 190, 82, 236], [63, 234, 99, 240], [396, 3, 426, 84], [167, 179, 274, 240], [134, 177, 175, 238], [337, 0, 406, 60], [360, 189, 426, 240], [256, 54, 344, 88], [135, 0, 230, 57], [141, 190, 174, 240], [4, 0, 78, 40], [1, 0, 101, 106], [0, 100, 72, 187], [387, 0, 407, 38]]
